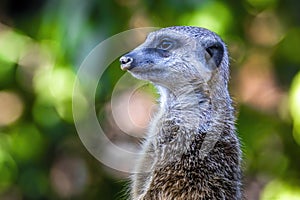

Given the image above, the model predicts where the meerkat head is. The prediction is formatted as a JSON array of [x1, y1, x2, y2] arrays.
[[120, 26, 229, 91]]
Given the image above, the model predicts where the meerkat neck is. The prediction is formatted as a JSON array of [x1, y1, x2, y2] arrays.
[[155, 81, 234, 131], [156, 84, 208, 111]]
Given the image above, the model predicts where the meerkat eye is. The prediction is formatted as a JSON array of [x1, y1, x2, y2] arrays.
[[157, 39, 173, 50]]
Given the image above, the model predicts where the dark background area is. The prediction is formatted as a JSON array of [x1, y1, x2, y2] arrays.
[[0, 0, 300, 199]]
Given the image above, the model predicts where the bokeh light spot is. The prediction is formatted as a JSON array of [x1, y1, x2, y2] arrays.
[[247, 10, 284, 46], [0, 24, 31, 64], [34, 67, 77, 122], [9, 124, 45, 162], [0, 91, 24, 127], [112, 90, 156, 136], [261, 179, 300, 200], [290, 72, 300, 145], [18, 42, 54, 91], [50, 68, 76, 101], [181, 2, 233, 35], [50, 156, 88, 198], [32, 99, 61, 127]]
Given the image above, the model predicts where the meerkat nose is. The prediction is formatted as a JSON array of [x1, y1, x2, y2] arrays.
[[120, 56, 134, 70]]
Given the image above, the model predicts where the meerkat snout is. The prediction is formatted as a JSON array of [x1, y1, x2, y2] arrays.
[[120, 55, 134, 70]]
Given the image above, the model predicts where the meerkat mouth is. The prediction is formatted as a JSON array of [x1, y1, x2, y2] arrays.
[[120, 63, 133, 71]]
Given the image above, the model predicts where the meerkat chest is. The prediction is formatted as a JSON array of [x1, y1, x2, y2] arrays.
[[147, 112, 200, 164], [150, 108, 202, 137]]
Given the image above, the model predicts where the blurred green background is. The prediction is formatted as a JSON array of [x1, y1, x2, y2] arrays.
[[0, 0, 300, 199]]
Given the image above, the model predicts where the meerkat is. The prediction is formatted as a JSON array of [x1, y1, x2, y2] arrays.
[[120, 26, 242, 200]]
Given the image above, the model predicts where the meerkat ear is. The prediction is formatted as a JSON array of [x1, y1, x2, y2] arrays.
[[204, 42, 224, 70]]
